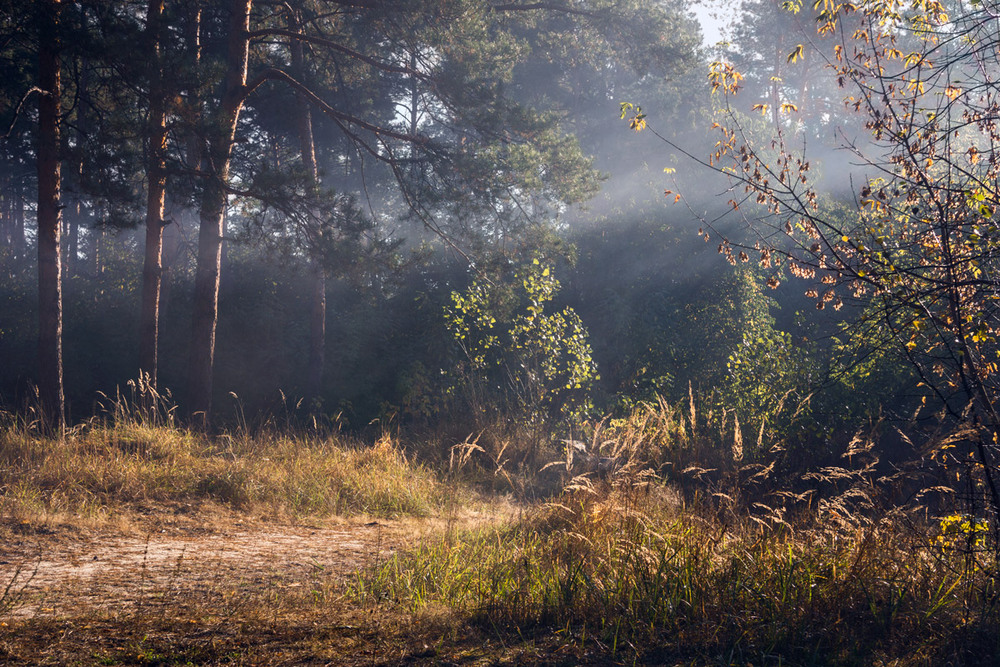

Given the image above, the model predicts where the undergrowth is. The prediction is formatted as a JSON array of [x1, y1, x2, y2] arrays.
[[354, 490, 1000, 664], [350, 397, 1000, 666], [2, 386, 999, 664], [0, 387, 459, 526]]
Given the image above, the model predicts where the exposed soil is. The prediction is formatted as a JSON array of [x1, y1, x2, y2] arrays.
[[0, 507, 565, 665], [0, 517, 398, 620]]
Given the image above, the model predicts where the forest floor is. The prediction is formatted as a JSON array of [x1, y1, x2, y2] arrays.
[[0, 502, 573, 666], [2, 420, 995, 665]]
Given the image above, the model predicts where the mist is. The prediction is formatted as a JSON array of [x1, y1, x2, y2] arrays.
[[4, 2, 1000, 663], [0, 0, 888, 424]]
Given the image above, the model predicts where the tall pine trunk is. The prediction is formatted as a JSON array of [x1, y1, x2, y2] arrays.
[[188, 0, 251, 421], [182, 0, 203, 175], [289, 11, 326, 404], [36, 0, 65, 430], [13, 174, 25, 262], [62, 60, 86, 278], [139, 0, 168, 388], [0, 152, 10, 252]]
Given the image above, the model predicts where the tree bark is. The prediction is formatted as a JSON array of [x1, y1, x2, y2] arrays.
[[188, 0, 252, 421], [139, 0, 168, 388], [182, 0, 204, 174], [0, 166, 10, 252], [289, 10, 327, 404], [13, 174, 25, 261], [36, 0, 65, 431]]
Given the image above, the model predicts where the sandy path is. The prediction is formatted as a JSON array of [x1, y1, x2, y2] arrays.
[[0, 521, 398, 619]]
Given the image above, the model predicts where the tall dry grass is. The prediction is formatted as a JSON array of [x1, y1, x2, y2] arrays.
[[353, 396, 1000, 665], [0, 384, 460, 528], [2, 382, 997, 663]]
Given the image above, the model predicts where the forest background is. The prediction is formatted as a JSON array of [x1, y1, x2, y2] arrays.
[[5, 0, 996, 514], [0, 0, 888, 437], [5, 1, 1000, 663]]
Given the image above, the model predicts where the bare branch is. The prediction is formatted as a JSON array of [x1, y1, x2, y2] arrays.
[[248, 28, 429, 81], [245, 68, 435, 149], [489, 2, 596, 17], [3, 86, 47, 140]]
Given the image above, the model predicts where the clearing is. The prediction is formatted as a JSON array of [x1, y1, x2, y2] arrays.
[[0, 504, 553, 666]]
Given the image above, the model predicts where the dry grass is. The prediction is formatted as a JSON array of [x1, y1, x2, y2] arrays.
[[357, 494, 999, 664], [0, 394, 525, 665], [350, 398, 1000, 666], [1, 394, 998, 665], [0, 603, 570, 666], [0, 409, 463, 532], [0, 552, 470, 666]]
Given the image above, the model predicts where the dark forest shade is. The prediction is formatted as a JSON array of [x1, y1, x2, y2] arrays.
[[188, 0, 253, 421], [289, 8, 326, 403], [0, 0, 703, 423], [139, 0, 167, 388], [36, 0, 65, 431]]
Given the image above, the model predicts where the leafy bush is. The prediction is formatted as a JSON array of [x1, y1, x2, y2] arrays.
[[444, 256, 599, 430]]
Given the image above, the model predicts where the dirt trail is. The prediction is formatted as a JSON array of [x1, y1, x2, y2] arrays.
[[0, 521, 398, 619]]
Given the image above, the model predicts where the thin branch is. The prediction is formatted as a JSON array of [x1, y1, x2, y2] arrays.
[[248, 28, 429, 81], [245, 68, 433, 148], [3, 87, 47, 140], [489, 2, 596, 17]]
